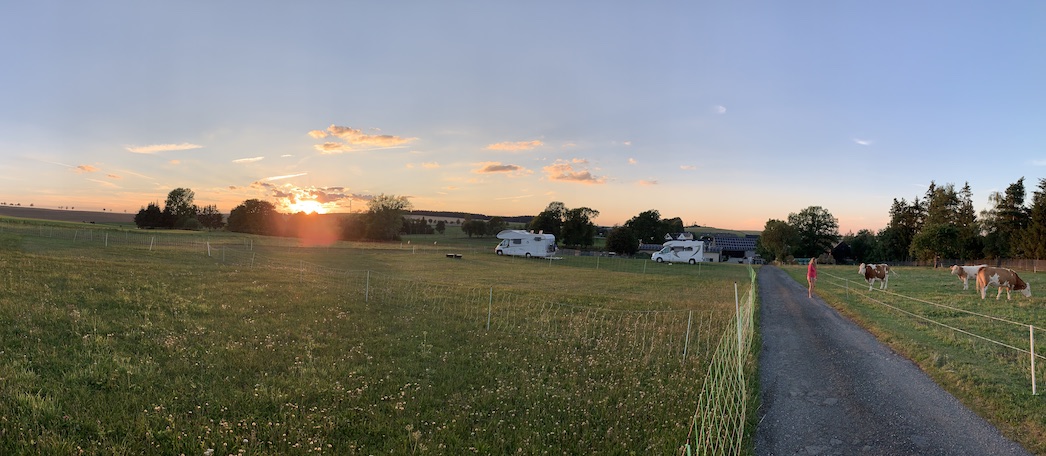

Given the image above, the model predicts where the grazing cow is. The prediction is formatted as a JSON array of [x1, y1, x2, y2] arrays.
[[976, 267, 1032, 300], [858, 263, 892, 290], [949, 264, 987, 290]]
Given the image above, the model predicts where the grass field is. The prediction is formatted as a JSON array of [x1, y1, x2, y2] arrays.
[[0, 219, 756, 454], [781, 264, 1046, 455]]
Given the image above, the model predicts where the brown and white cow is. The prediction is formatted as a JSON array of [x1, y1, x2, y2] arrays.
[[976, 267, 1031, 300], [949, 264, 987, 290], [858, 263, 892, 290]]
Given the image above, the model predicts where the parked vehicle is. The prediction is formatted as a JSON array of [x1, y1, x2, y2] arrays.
[[651, 239, 706, 264], [494, 230, 557, 258]]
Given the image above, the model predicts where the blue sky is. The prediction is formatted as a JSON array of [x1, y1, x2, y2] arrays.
[[2, 1, 1044, 233]]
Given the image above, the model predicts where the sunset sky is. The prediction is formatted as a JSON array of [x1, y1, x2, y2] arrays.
[[2, 1, 1045, 234]]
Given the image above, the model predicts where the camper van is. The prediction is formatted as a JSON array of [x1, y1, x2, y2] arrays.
[[651, 239, 706, 264], [494, 230, 556, 258]]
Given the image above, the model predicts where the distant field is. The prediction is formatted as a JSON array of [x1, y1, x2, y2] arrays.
[[0, 206, 135, 225], [781, 264, 1046, 454], [0, 219, 755, 454]]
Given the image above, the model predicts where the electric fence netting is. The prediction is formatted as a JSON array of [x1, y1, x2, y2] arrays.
[[0, 222, 760, 452], [680, 268, 758, 456], [820, 270, 1045, 396]]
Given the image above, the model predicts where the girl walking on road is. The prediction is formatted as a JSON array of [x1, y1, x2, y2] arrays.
[[807, 258, 817, 298]]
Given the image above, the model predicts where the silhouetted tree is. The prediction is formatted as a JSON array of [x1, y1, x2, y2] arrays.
[[227, 199, 280, 235], [605, 226, 639, 256]]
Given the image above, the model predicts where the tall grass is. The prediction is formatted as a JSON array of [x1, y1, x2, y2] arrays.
[[0, 223, 756, 454]]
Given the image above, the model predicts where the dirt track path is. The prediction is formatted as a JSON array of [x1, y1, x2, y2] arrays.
[[754, 265, 1030, 455]]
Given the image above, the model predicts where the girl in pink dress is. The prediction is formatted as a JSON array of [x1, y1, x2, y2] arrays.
[[807, 258, 817, 298]]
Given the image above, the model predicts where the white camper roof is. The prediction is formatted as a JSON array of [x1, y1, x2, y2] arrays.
[[496, 229, 553, 240]]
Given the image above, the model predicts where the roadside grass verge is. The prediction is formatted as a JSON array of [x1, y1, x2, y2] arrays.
[[0, 226, 754, 454], [781, 264, 1046, 455]]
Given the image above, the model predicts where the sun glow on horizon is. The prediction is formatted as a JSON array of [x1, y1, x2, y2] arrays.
[[286, 199, 329, 214]]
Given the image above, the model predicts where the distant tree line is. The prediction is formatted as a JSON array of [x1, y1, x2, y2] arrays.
[[134, 188, 224, 230], [757, 178, 1046, 264], [132, 188, 696, 252]]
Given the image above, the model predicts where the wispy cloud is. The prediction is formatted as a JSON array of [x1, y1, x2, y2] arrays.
[[680, 165, 697, 170], [111, 168, 152, 180], [87, 178, 119, 188], [262, 173, 308, 181], [107, 174, 121, 179], [233, 156, 265, 164], [628, 158, 637, 165], [75, 165, 99, 173], [494, 194, 534, 200], [543, 159, 606, 184], [473, 162, 532, 175], [853, 138, 873, 146], [1032, 159, 1046, 166], [638, 179, 659, 186], [486, 140, 544, 152], [126, 143, 203, 154], [714, 105, 727, 114], [309, 125, 416, 154]]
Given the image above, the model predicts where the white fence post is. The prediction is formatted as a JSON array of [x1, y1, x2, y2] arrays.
[[486, 287, 493, 331], [1032, 325, 1037, 396], [682, 310, 693, 363]]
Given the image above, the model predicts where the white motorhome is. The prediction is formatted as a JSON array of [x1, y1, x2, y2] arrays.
[[495, 230, 556, 258], [651, 239, 706, 264]]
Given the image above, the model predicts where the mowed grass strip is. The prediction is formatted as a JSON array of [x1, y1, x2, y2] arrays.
[[781, 264, 1046, 455], [0, 229, 751, 454]]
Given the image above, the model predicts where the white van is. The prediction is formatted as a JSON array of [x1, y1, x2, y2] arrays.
[[651, 239, 706, 264], [495, 229, 557, 258]]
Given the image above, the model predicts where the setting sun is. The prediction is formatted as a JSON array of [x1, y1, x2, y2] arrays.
[[287, 199, 328, 214]]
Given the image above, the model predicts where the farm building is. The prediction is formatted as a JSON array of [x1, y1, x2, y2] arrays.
[[642, 232, 760, 263], [700, 233, 760, 263]]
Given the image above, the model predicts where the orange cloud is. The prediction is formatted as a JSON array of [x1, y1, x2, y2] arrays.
[[310, 124, 416, 153], [543, 159, 606, 184], [486, 140, 543, 152], [75, 165, 99, 173]]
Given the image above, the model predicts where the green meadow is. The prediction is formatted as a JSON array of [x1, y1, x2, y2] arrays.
[[0, 220, 754, 454], [782, 264, 1046, 455]]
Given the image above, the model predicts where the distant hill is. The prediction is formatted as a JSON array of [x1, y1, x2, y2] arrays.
[[407, 210, 533, 224], [0, 206, 135, 225]]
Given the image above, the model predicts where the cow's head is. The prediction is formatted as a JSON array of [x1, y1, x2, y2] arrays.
[[950, 265, 962, 276], [858, 263, 866, 275], [1015, 275, 1032, 297]]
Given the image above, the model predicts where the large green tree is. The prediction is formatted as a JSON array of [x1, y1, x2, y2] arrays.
[[845, 229, 879, 263], [624, 210, 680, 245], [1018, 178, 1046, 259], [605, 226, 639, 256], [561, 207, 599, 247], [163, 188, 198, 228], [528, 202, 566, 238], [365, 194, 412, 241], [196, 204, 225, 230], [911, 182, 962, 261], [981, 177, 1029, 259], [756, 219, 797, 263], [133, 202, 164, 229], [787, 206, 840, 258], [227, 199, 280, 235]]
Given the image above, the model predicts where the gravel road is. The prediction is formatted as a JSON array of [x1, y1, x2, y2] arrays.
[[754, 265, 1031, 456]]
